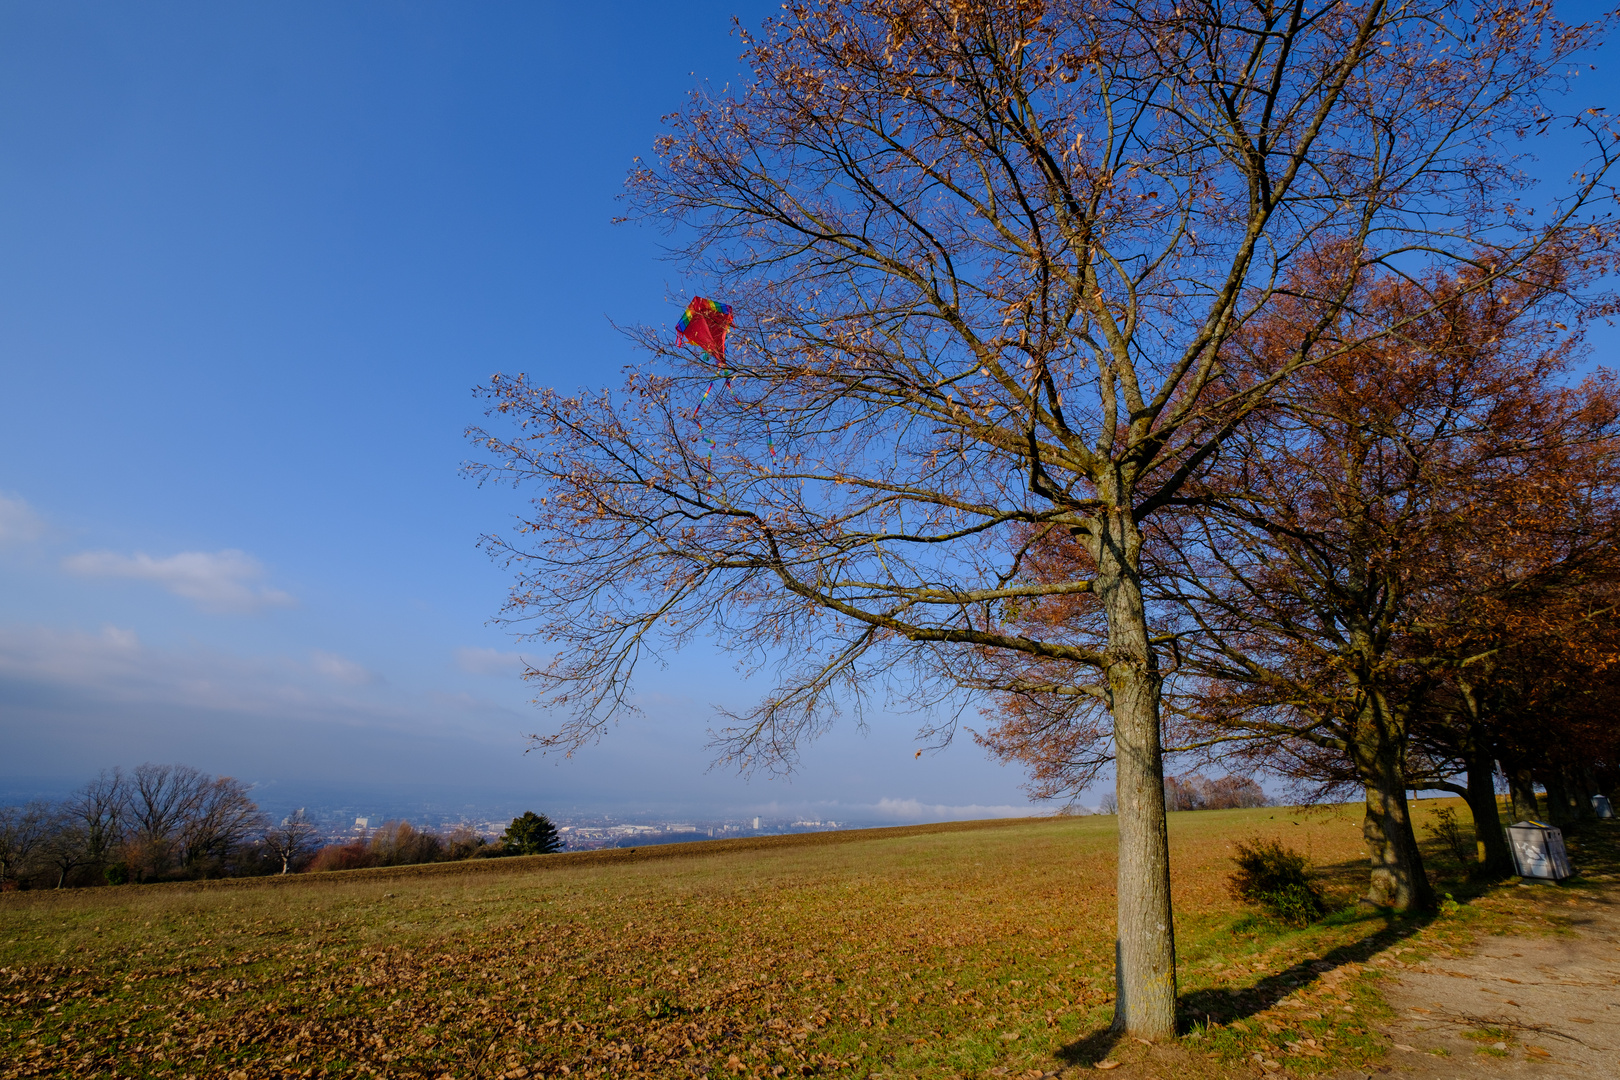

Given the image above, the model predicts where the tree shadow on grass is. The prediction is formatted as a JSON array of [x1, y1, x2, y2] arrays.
[[1055, 1024, 1126, 1070], [1055, 859, 1439, 1067], [1175, 899, 1431, 1035]]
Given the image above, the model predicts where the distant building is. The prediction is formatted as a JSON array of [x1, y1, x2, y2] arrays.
[[752, 817, 761, 830]]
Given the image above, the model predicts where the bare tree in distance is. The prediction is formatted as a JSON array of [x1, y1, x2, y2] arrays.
[[67, 769, 127, 876], [126, 763, 204, 881], [123, 764, 264, 881], [262, 809, 321, 875], [367, 821, 445, 867], [0, 801, 51, 888], [471, 0, 1614, 1036], [38, 809, 88, 889], [177, 775, 265, 878], [1164, 774, 1268, 812]]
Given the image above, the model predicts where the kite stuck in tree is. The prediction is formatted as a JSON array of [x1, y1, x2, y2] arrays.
[[675, 296, 774, 461], [675, 296, 733, 363]]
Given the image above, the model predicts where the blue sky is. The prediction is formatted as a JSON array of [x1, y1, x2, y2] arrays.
[[0, 0, 1039, 823], [2, 2, 1615, 824]]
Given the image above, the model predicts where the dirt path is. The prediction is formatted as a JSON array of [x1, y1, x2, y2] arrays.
[[1333, 885, 1620, 1078]]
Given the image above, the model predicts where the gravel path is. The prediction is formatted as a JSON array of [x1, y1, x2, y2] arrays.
[[1332, 886, 1620, 1078]]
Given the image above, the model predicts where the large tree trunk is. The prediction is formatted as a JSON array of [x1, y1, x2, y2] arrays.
[[1462, 743, 1512, 876], [1350, 701, 1435, 911], [1093, 507, 1177, 1039], [1575, 766, 1601, 821], [1540, 768, 1573, 826], [1506, 766, 1541, 821]]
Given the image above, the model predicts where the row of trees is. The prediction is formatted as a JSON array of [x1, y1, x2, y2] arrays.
[[1161, 774, 1268, 813], [469, 0, 1619, 1037], [0, 764, 266, 887], [302, 811, 564, 871], [0, 764, 568, 888], [981, 261, 1620, 910]]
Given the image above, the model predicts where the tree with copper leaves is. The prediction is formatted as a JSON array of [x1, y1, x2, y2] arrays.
[[981, 258, 1619, 909], [1162, 263, 1614, 907]]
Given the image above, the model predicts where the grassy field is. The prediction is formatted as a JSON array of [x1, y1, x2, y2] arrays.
[[3, 802, 1613, 1079]]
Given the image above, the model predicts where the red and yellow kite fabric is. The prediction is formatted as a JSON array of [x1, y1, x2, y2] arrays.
[[675, 297, 733, 363], [677, 296, 776, 462]]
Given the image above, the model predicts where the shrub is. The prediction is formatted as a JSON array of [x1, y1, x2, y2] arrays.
[[442, 826, 495, 861], [368, 821, 444, 866], [1228, 837, 1327, 926], [307, 823, 502, 872], [1423, 805, 1472, 864], [307, 841, 375, 873]]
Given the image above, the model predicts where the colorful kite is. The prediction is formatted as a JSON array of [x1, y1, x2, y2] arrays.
[[676, 296, 776, 462], [676, 296, 733, 363]]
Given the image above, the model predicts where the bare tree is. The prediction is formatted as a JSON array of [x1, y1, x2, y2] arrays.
[[38, 811, 88, 889], [471, 0, 1612, 1036], [0, 801, 51, 887], [1164, 773, 1267, 811], [124, 764, 264, 880], [65, 768, 127, 874], [261, 809, 321, 875], [177, 775, 265, 877], [126, 763, 204, 880]]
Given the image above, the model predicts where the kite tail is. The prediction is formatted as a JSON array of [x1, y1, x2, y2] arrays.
[[721, 375, 778, 464], [691, 379, 719, 456]]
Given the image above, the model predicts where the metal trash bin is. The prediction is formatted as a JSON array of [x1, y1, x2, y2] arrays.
[[1506, 821, 1572, 880], [1594, 795, 1614, 820]]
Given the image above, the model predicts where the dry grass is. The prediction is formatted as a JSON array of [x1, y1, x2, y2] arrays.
[[3, 801, 1611, 1079]]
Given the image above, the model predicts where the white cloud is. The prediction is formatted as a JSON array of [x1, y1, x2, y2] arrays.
[[455, 646, 533, 677], [61, 548, 296, 613], [0, 625, 430, 731], [0, 493, 45, 544], [98, 624, 140, 653], [0, 623, 534, 794], [311, 650, 378, 686]]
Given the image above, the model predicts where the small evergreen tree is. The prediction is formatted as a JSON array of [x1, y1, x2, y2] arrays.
[[502, 811, 562, 855]]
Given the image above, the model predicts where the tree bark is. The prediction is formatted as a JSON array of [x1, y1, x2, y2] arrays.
[[1540, 769, 1574, 826], [1093, 507, 1176, 1039], [1575, 766, 1601, 820], [1462, 744, 1512, 876], [1351, 702, 1435, 911], [1506, 766, 1541, 821]]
